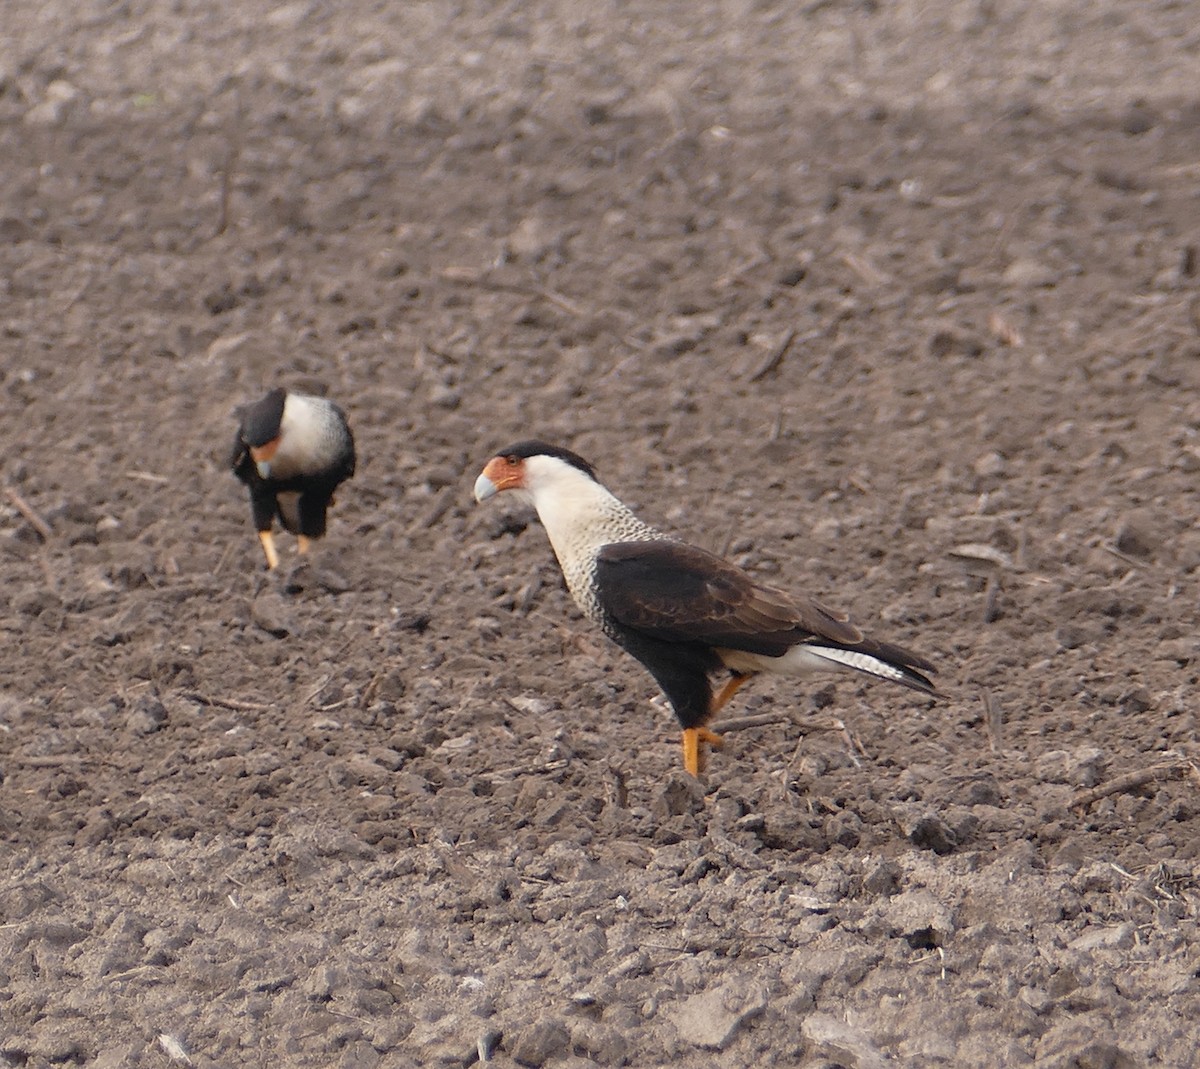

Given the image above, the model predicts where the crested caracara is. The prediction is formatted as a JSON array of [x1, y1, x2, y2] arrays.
[[474, 441, 937, 776], [230, 387, 356, 570]]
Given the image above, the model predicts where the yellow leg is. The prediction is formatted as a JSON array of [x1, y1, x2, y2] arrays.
[[258, 530, 280, 570], [711, 672, 754, 715], [297, 534, 312, 556], [682, 726, 726, 777]]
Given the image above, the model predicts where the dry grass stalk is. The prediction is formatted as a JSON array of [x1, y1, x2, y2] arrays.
[[4, 486, 53, 541]]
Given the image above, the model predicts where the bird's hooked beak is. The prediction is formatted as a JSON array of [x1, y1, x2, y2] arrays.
[[250, 438, 280, 480], [474, 455, 525, 502]]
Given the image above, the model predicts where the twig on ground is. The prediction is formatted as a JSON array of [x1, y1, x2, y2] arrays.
[[4, 486, 53, 541], [212, 539, 236, 578], [124, 470, 170, 484], [214, 91, 244, 238], [841, 251, 890, 286], [714, 711, 795, 734], [439, 267, 584, 316], [409, 489, 454, 533], [182, 691, 271, 713], [1101, 543, 1145, 570], [481, 758, 569, 782], [837, 717, 869, 760], [1070, 758, 1194, 809], [13, 754, 91, 767], [358, 670, 383, 710], [747, 327, 798, 383], [982, 574, 1002, 623], [981, 690, 1004, 752]]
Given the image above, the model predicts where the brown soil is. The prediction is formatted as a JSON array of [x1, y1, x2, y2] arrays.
[[3, 2, 1200, 1066]]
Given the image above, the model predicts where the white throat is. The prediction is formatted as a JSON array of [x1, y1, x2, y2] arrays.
[[520, 456, 660, 615]]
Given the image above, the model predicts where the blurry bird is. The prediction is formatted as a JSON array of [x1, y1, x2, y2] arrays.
[[230, 387, 356, 570], [474, 441, 936, 776]]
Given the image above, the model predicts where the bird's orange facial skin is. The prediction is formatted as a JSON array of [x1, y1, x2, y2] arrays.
[[481, 455, 527, 493], [249, 438, 281, 464]]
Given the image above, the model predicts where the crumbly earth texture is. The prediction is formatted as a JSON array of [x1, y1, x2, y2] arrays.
[[2, 2, 1200, 1066]]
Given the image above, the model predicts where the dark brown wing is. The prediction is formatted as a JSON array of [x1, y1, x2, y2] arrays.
[[595, 540, 863, 656]]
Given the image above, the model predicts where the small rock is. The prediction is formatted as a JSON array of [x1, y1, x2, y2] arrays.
[[651, 773, 706, 820], [1071, 862, 1122, 895], [1036, 746, 1105, 787], [928, 328, 983, 358], [670, 981, 768, 1050], [893, 806, 958, 854], [866, 888, 956, 947], [303, 964, 337, 1001], [777, 264, 808, 286], [1157, 637, 1197, 664], [507, 216, 560, 261], [801, 1013, 889, 1069], [1055, 623, 1091, 650], [1094, 167, 1141, 192], [24, 80, 80, 126], [1122, 104, 1156, 136], [509, 1019, 570, 1067], [653, 332, 700, 359], [1119, 687, 1152, 715], [429, 383, 461, 410], [1019, 985, 1053, 1014], [1068, 922, 1135, 952], [1114, 510, 1161, 559], [568, 1020, 630, 1066], [1003, 257, 1058, 288], [963, 776, 1003, 806], [861, 858, 901, 897], [125, 696, 168, 736], [206, 331, 255, 364], [973, 451, 1007, 478], [0, 215, 34, 242], [251, 592, 293, 637], [1173, 447, 1200, 474]]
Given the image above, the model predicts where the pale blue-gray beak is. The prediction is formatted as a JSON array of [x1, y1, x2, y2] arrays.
[[256, 460, 272, 479], [473, 473, 498, 502]]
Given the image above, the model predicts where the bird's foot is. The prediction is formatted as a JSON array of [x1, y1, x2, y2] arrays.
[[258, 530, 280, 571], [682, 726, 725, 777]]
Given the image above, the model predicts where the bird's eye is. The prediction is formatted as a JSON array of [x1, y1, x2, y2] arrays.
[[505, 455, 520, 466]]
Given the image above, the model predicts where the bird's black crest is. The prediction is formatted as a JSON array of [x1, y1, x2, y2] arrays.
[[239, 388, 287, 447], [494, 441, 598, 481]]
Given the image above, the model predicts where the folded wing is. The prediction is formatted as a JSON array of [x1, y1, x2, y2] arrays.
[[595, 540, 865, 657]]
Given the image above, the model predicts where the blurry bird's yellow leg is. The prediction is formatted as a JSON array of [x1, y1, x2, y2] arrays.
[[297, 535, 312, 556], [682, 728, 702, 777], [258, 530, 280, 570], [711, 673, 752, 715], [682, 727, 725, 777]]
